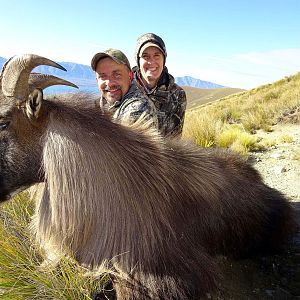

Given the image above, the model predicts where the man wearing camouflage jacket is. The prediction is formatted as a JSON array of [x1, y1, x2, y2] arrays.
[[91, 48, 158, 127], [133, 33, 187, 138]]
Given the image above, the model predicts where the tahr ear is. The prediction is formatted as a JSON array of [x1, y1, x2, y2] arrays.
[[25, 89, 43, 120]]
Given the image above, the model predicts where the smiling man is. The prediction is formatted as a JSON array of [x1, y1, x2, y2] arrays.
[[91, 48, 158, 127], [133, 33, 187, 138]]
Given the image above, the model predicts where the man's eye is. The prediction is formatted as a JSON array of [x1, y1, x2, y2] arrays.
[[0, 121, 10, 130], [97, 74, 107, 80]]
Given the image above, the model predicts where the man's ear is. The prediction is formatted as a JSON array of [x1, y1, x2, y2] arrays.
[[129, 70, 134, 80], [25, 89, 43, 120]]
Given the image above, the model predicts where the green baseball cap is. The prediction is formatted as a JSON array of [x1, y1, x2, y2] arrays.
[[91, 48, 131, 71]]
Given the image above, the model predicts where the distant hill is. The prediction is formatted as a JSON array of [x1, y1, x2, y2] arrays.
[[0, 57, 6, 68], [176, 76, 225, 88], [33, 62, 97, 93], [0, 56, 228, 93]]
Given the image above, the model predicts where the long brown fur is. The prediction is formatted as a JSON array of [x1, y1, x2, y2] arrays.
[[0, 84, 295, 299], [23, 94, 294, 299]]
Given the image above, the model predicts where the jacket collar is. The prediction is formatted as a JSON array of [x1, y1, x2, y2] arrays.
[[133, 66, 173, 92]]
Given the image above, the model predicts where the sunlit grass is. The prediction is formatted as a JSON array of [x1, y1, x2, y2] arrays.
[[256, 138, 277, 150], [0, 192, 109, 299], [183, 72, 300, 155], [183, 109, 223, 147], [279, 134, 294, 143], [292, 150, 300, 161], [214, 124, 258, 156]]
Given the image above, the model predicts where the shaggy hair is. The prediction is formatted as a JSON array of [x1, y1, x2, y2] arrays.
[[27, 95, 295, 299]]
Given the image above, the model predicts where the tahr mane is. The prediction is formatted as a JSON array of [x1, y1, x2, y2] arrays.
[[34, 95, 177, 267]]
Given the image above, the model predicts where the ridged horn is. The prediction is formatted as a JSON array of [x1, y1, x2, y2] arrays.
[[28, 73, 78, 93], [1, 54, 66, 100]]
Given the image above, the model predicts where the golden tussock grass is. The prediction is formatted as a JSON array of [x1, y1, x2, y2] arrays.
[[183, 72, 300, 156]]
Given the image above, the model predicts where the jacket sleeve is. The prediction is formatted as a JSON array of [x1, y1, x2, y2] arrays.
[[168, 88, 187, 138], [117, 97, 159, 129]]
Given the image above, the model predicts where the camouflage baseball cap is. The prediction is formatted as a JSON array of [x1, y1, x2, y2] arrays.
[[135, 33, 167, 64], [91, 48, 131, 71]]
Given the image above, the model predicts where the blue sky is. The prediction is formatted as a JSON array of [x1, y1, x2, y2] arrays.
[[1, 0, 300, 89]]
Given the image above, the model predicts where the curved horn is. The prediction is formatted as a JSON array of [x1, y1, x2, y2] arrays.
[[28, 73, 78, 93], [1, 54, 66, 100]]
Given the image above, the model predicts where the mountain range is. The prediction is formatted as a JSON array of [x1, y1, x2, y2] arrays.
[[0, 56, 226, 94]]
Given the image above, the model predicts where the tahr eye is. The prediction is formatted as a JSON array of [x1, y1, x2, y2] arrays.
[[0, 121, 10, 130]]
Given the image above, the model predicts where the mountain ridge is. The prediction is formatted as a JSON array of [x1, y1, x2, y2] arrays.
[[0, 56, 227, 93]]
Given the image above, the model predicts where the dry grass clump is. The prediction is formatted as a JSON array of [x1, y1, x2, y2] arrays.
[[216, 124, 258, 156], [291, 150, 300, 161], [256, 138, 277, 150], [183, 109, 223, 147], [0, 192, 108, 300], [279, 134, 294, 144]]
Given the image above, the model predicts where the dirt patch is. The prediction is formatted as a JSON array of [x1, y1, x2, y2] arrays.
[[251, 123, 300, 202]]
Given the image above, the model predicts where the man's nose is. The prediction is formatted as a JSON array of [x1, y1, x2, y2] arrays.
[[105, 77, 117, 87]]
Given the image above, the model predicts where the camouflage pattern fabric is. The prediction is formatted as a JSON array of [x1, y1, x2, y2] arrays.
[[134, 66, 187, 138], [99, 80, 158, 128]]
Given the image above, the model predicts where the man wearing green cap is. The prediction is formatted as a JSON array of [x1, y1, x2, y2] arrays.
[[91, 48, 158, 127]]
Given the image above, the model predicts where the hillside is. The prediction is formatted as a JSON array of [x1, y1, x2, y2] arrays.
[[183, 86, 245, 109]]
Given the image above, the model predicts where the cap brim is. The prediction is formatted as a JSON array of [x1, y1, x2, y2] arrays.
[[91, 52, 111, 71], [139, 42, 164, 57]]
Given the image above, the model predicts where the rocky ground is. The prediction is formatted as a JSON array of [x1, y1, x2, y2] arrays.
[[211, 123, 300, 300], [251, 123, 300, 202]]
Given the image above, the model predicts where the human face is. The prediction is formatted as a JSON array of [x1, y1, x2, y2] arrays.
[[139, 46, 164, 88], [95, 57, 132, 105]]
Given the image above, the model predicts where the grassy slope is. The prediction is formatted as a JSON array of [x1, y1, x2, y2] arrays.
[[183, 86, 245, 109], [183, 72, 300, 153], [185, 72, 300, 114]]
